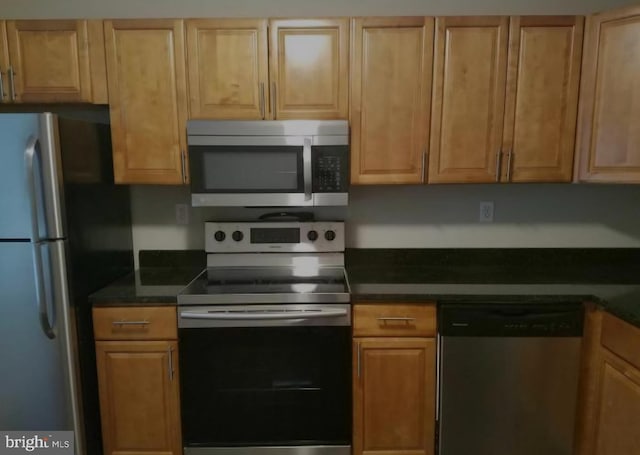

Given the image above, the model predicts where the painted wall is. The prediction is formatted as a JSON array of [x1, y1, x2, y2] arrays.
[[0, 0, 636, 18], [130, 184, 640, 267]]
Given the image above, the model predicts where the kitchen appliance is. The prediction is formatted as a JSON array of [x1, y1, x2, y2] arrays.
[[438, 303, 584, 455], [178, 221, 351, 455], [187, 120, 349, 207], [0, 112, 133, 455]]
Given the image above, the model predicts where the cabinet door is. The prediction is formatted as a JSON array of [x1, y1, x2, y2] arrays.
[[269, 18, 349, 119], [187, 19, 268, 119], [594, 349, 640, 454], [5, 20, 92, 103], [576, 5, 640, 183], [105, 20, 188, 184], [96, 341, 181, 455], [353, 338, 436, 455], [502, 16, 583, 182], [0, 21, 9, 103], [350, 18, 433, 185], [429, 17, 509, 183]]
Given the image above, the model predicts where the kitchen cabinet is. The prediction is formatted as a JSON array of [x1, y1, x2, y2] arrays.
[[353, 304, 437, 455], [104, 19, 189, 184], [186, 19, 268, 119], [0, 20, 106, 103], [575, 309, 640, 455], [93, 306, 181, 455], [576, 5, 640, 183], [429, 16, 583, 184], [350, 17, 433, 184], [187, 18, 348, 120]]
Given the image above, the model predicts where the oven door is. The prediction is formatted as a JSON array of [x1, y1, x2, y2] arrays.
[[178, 305, 352, 455], [188, 135, 312, 207]]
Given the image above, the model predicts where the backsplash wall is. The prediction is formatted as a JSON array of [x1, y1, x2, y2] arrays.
[[130, 185, 640, 268]]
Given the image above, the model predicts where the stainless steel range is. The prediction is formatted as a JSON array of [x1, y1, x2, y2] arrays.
[[178, 221, 351, 455]]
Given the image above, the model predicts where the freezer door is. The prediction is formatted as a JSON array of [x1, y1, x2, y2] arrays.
[[0, 242, 70, 430]]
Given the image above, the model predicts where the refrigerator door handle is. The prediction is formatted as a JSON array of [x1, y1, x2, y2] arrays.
[[25, 135, 56, 339]]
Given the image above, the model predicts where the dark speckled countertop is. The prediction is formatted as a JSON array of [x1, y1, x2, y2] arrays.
[[90, 248, 640, 328]]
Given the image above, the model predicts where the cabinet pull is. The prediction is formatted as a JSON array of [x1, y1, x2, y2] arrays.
[[271, 82, 277, 118], [506, 149, 513, 181], [495, 150, 503, 182], [112, 320, 150, 326], [421, 149, 427, 183], [8, 66, 16, 101], [357, 342, 361, 379], [259, 82, 266, 119], [0, 70, 5, 101], [168, 346, 174, 382], [181, 149, 187, 183], [377, 317, 416, 323]]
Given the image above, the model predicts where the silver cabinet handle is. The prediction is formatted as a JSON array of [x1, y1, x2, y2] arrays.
[[421, 149, 427, 183], [357, 342, 362, 379], [506, 149, 513, 181], [377, 317, 416, 322], [168, 346, 174, 382], [259, 82, 265, 119], [181, 149, 187, 183], [25, 136, 56, 339], [111, 320, 150, 326], [495, 150, 503, 182], [8, 66, 16, 101], [0, 70, 5, 101], [271, 82, 277, 118], [303, 137, 312, 201]]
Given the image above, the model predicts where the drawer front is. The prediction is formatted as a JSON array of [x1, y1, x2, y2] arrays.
[[602, 312, 640, 371], [93, 306, 177, 340], [353, 303, 436, 337]]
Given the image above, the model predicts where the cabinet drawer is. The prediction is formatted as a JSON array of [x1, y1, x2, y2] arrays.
[[353, 303, 436, 337], [601, 312, 640, 371], [93, 306, 177, 340]]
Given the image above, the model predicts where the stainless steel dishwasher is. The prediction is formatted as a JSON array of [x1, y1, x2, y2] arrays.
[[438, 303, 584, 455]]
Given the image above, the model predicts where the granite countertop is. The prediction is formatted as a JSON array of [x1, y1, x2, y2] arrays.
[[89, 248, 640, 328]]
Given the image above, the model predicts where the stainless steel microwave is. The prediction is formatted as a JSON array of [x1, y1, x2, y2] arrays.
[[187, 120, 349, 207]]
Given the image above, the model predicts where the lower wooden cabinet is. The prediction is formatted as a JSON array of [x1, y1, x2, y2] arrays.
[[93, 306, 181, 455], [352, 303, 437, 455]]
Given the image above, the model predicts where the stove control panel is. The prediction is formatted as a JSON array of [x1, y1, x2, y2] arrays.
[[205, 221, 345, 253]]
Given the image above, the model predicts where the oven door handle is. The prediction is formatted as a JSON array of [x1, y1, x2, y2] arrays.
[[180, 308, 348, 321]]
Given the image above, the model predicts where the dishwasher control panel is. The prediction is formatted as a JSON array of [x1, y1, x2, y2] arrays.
[[439, 303, 584, 337]]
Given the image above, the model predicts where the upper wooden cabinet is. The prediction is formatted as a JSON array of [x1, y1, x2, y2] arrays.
[[269, 18, 349, 119], [502, 16, 583, 182], [429, 17, 509, 183], [104, 19, 189, 184], [576, 5, 640, 183], [350, 17, 433, 184], [0, 20, 107, 103], [186, 19, 268, 119]]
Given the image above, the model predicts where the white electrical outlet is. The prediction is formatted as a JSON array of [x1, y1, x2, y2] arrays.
[[479, 201, 494, 223], [176, 203, 189, 225]]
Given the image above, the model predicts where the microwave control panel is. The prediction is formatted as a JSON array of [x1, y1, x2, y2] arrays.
[[313, 146, 349, 193]]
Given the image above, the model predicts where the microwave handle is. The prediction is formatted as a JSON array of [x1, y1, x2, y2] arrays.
[[303, 137, 312, 201]]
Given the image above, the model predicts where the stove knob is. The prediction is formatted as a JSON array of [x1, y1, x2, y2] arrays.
[[324, 230, 336, 241], [214, 230, 226, 242], [307, 230, 319, 242], [232, 230, 244, 242]]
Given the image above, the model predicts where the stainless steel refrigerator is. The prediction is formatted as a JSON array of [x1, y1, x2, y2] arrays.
[[0, 111, 133, 455]]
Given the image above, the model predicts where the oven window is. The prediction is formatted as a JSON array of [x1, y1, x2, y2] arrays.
[[190, 146, 304, 193], [179, 326, 351, 447]]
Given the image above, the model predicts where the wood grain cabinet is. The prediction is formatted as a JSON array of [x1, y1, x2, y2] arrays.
[[353, 303, 437, 455], [93, 306, 181, 455], [104, 19, 189, 184], [428, 16, 583, 183], [0, 20, 107, 103], [575, 309, 640, 455], [350, 18, 434, 184], [186, 18, 348, 120], [576, 5, 640, 183]]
